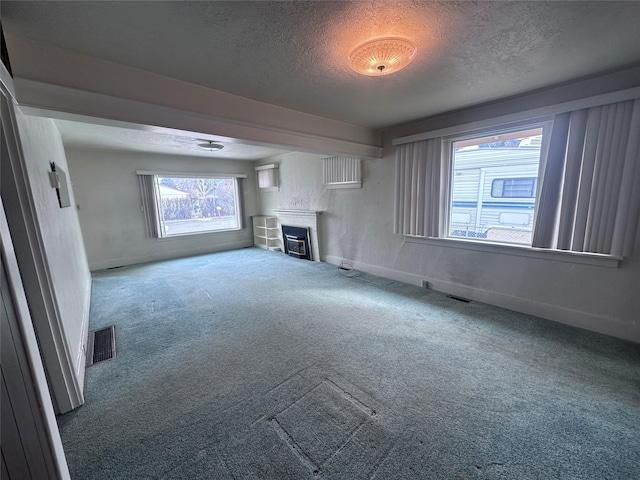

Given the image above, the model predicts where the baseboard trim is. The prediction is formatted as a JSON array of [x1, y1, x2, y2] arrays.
[[325, 255, 424, 286], [89, 241, 254, 271], [324, 255, 639, 343]]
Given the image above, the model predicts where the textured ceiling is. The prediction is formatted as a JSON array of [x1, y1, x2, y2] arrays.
[[3, 1, 640, 148]]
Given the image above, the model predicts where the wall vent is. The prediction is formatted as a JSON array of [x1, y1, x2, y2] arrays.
[[86, 326, 116, 366]]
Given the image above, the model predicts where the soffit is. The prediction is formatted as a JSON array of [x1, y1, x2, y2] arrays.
[[53, 119, 290, 160]]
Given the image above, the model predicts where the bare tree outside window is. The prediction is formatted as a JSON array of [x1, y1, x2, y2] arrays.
[[154, 176, 240, 237]]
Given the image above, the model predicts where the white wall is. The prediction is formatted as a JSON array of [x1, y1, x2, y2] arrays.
[[14, 113, 92, 383], [66, 148, 259, 270], [257, 153, 399, 266], [257, 99, 640, 344]]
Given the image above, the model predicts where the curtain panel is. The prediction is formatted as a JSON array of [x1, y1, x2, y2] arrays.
[[533, 99, 640, 256], [394, 138, 448, 237], [137, 174, 160, 238]]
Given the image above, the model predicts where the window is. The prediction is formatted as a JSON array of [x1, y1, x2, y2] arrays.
[[151, 175, 241, 238], [447, 126, 546, 245], [395, 97, 639, 257], [255, 163, 279, 189], [491, 178, 537, 198], [323, 156, 362, 189]]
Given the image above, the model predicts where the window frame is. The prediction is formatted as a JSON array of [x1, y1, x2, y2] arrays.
[[490, 177, 538, 199], [397, 115, 621, 266], [255, 163, 279, 190], [141, 173, 244, 239], [153, 173, 242, 240], [443, 120, 552, 247], [391, 87, 640, 266]]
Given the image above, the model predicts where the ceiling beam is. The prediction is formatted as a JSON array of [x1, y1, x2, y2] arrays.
[[6, 34, 383, 159]]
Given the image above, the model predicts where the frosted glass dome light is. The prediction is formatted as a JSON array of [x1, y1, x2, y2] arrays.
[[349, 37, 417, 76]]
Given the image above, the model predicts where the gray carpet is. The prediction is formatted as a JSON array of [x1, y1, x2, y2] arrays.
[[58, 247, 640, 479]]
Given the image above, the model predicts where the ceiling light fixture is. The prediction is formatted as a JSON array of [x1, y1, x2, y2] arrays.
[[349, 37, 417, 76], [198, 141, 224, 151]]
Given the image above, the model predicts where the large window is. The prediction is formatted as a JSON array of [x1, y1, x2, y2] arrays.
[[152, 175, 241, 238], [394, 97, 639, 257], [448, 127, 545, 245]]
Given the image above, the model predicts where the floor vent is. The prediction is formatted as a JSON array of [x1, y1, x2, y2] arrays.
[[87, 326, 116, 366], [447, 295, 471, 303]]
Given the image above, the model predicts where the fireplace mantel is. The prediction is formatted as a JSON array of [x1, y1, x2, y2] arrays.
[[273, 209, 323, 217], [273, 210, 322, 262]]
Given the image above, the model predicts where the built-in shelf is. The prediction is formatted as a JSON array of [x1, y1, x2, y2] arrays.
[[252, 215, 281, 251]]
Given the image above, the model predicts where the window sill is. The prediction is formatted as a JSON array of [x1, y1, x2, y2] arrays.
[[404, 236, 621, 268], [157, 228, 242, 241], [324, 181, 362, 190]]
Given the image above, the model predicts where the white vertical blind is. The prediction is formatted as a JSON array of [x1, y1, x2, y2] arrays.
[[394, 138, 448, 237], [255, 164, 278, 189], [137, 174, 160, 238], [323, 156, 361, 188], [531, 113, 570, 248], [533, 98, 640, 256], [257, 168, 277, 188], [612, 100, 640, 255]]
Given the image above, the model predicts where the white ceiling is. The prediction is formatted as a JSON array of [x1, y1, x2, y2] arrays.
[[53, 119, 290, 160], [4, 1, 640, 156]]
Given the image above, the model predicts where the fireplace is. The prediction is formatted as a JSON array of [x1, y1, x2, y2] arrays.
[[273, 209, 322, 262], [281, 225, 311, 260]]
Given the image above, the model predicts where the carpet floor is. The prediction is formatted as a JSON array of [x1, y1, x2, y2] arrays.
[[58, 247, 640, 479]]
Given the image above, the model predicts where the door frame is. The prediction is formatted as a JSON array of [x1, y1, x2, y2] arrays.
[[1, 61, 83, 413], [1, 196, 71, 479]]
